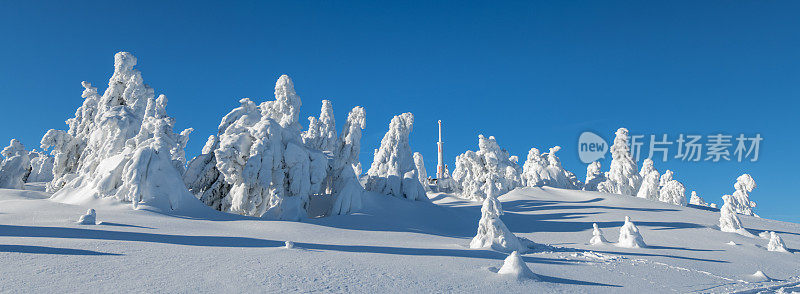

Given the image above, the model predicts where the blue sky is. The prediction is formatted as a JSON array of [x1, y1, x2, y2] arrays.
[[1, 1, 798, 222]]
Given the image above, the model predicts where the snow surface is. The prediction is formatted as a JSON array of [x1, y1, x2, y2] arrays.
[[1, 186, 798, 293]]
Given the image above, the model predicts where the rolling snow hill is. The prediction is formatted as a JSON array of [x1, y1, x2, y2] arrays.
[[0, 185, 798, 293]]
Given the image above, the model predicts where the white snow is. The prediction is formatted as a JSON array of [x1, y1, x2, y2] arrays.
[[497, 251, 538, 281], [617, 216, 647, 248]]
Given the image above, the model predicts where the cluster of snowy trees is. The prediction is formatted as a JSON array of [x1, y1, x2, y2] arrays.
[[0, 139, 54, 189]]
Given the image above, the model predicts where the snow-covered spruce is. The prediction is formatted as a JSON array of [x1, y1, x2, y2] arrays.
[[719, 194, 751, 236], [598, 128, 641, 196], [636, 171, 660, 201], [0, 139, 31, 189], [43, 52, 200, 213], [328, 106, 367, 216], [521, 146, 581, 189], [658, 180, 687, 206], [583, 161, 605, 191], [639, 159, 657, 179], [659, 170, 674, 188], [730, 174, 757, 216], [767, 231, 788, 252], [26, 150, 54, 183], [364, 113, 427, 201], [302, 100, 338, 153], [497, 251, 538, 281], [184, 76, 356, 220], [452, 135, 521, 202], [470, 194, 525, 253], [589, 223, 609, 245], [689, 191, 711, 207], [77, 208, 97, 225], [617, 216, 646, 248], [413, 152, 431, 191]]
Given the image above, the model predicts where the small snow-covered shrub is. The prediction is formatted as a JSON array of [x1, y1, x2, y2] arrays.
[[497, 251, 537, 280], [689, 191, 710, 207], [658, 180, 687, 206], [719, 194, 750, 236], [77, 208, 96, 225], [731, 174, 757, 216], [767, 232, 788, 252], [364, 113, 427, 201], [470, 194, 524, 253], [452, 135, 521, 201], [598, 128, 641, 196], [589, 223, 609, 245], [636, 171, 660, 201], [583, 161, 605, 191], [617, 216, 646, 248]]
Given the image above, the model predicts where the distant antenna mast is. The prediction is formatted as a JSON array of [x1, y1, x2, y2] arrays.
[[437, 120, 444, 179]]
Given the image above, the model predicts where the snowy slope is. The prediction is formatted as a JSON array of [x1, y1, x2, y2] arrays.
[[0, 186, 798, 293]]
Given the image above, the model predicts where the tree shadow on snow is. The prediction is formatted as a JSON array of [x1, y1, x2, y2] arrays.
[[535, 273, 622, 287], [98, 222, 155, 229], [0, 244, 121, 256]]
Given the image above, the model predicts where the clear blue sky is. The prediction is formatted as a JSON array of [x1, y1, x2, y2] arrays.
[[1, 1, 798, 222]]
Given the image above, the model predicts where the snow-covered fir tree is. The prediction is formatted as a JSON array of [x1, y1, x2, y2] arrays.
[[26, 150, 54, 183], [521, 146, 580, 189], [719, 194, 748, 235], [184, 76, 345, 220], [41, 53, 199, 212], [730, 174, 757, 216], [767, 231, 788, 252], [659, 180, 687, 206], [452, 135, 522, 201], [659, 170, 674, 188], [470, 193, 524, 253], [302, 100, 338, 153], [689, 191, 711, 207], [364, 113, 427, 201], [589, 223, 609, 245], [0, 139, 31, 189], [639, 158, 657, 179], [328, 106, 367, 215], [617, 216, 646, 248], [636, 171, 660, 200], [413, 152, 430, 191], [583, 161, 605, 191], [598, 128, 641, 196]]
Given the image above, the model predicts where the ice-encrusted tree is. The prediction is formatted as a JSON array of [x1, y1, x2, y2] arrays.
[[365, 113, 427, 201], [583, 161, 605, 191], [26, 150, 55, 183], [413, 152, 430, 191], [720, 194, 749, 235], [184, 76, 336, 220], [689, 191, 709, 207], [636, 171, 660, 200], [0, 139, 31, 189], [589, 223, 609, 245], [452, 135, 522, 201], [639, 158, 657, 179], [470, 193, 525, 253], [302, 100, 338, 153], [659, 170, 674, 188], [328, 106, 367, 215], [659, 180, 687, 206], [617, 216, 646, 248], [521, 146, 580, 189], [41, 53, 199, 213], [767, 231, 788, 252], [598, 128, 641, 196], [730, 174, 757, 216]]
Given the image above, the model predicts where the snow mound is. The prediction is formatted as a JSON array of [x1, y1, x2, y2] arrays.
[[767, 231, 789, 252], [452, 135, 521, 201], [497, 251, 538, 281], [747, 270, 772, 282], [617, 216, 646, 248], [521, 146, 581, 189], [364, 112, 427, 201], [77, 208, 96, 225], [726, 241, 738, 246], [44, 52, 202, 214], [285, 241, 295, 249], [589, 222, 609, 245]]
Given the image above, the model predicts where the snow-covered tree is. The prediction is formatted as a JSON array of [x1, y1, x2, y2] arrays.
[[364, 113, 427, 201], [689, 191, 710, 207], [636, 171, 660, 200], [26, 150, 54, 183], [184, 76, 337, 220], [767, 231, 788, 252], [659, 180, 687, 206], [328, 106, 367, 215], [0, 139, 31, 189], [470, 194, 524, 253], [589, 223, 609, 245], [413, 152, 430, 191], [41, 53, 199, 213], [598, 128, 641, 196], [521, 146, 580, 189], [452, 135, 522, 201], [639, 158, 657, 179], [730, 174, 757, 216], [77, 208, 96, 225], [720, 194, 749, 235], [617, 216, 646, 248], [659, 170, 674, 188], [583, 161, 605, 191], [302, 100, 338, 153]]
